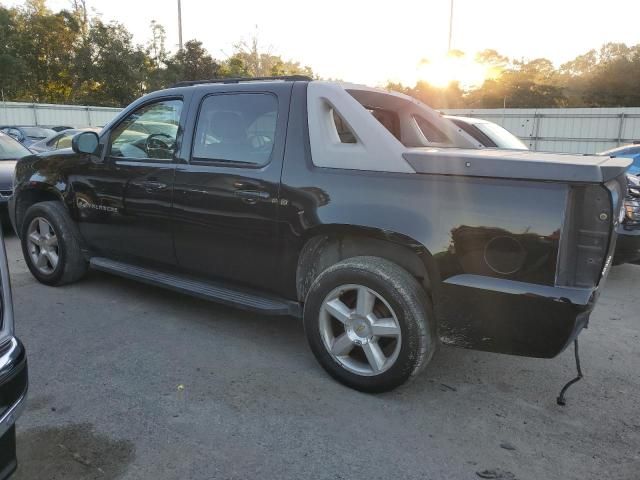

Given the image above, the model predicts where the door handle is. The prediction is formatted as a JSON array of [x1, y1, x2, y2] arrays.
[[140, 181, 168, 192], [235, 190, 270, 204]]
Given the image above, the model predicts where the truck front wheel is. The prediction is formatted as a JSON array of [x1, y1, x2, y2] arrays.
[[21, 201, 88, 286], [303, 256, 436, 392]]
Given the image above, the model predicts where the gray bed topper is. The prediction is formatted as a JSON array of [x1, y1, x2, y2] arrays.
[[403, 148, 632, 183]]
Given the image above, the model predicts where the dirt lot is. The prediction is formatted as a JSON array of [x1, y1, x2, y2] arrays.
[[6, 232, 639, 480]]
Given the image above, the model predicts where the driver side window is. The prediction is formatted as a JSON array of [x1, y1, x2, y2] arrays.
[[109, 99, 183, 160]]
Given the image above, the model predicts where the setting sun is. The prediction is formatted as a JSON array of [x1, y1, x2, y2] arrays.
[[416, 52, 490, 88]]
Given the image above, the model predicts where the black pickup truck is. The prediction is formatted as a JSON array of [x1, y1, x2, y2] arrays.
[[9, 76, 630, 392]]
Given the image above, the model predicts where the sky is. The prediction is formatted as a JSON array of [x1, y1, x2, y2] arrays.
[[4, 0, 640, 86]]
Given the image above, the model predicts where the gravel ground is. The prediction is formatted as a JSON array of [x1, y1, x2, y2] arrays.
[[6, 232, 639, 480]]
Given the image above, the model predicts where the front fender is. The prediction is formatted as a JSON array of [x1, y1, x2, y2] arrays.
[[11, 152, 83, 234]]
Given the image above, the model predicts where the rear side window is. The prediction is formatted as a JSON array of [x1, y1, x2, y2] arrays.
[[331, 109, 357, 144], [192, 93, 278, 166]]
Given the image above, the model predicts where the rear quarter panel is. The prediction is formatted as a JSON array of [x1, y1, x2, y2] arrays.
[[281, 82, 581, 357]]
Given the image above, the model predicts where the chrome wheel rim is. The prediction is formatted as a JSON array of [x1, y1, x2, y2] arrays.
[[319, 284, 402, 376], [26, 217, 59, 275]]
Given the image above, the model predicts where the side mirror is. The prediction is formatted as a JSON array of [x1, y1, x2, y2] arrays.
[[72, 131, 99, 155]]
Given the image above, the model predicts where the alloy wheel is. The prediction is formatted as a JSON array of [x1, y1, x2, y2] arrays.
[[319, 284, 402, 376], [26, 217, 60, 275]]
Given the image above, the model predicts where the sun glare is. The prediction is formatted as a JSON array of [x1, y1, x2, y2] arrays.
[[416, 53, 489, 88]]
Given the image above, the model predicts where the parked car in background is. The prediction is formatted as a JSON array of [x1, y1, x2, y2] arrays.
[[0, 223, 28, 479], [0, 126, 55, 148], [597, 144, 640, 264], [9, 77, 629, 392], [613, 173, 640, 264], [0, 133, 31, 220], [600, 143, 640, 176], [30, 128, 101, 154], [445, 115, 529, 150]]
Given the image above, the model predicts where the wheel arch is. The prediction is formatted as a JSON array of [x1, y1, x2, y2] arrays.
[[295, 225, 440, 303], [14, 184, 68, 236]]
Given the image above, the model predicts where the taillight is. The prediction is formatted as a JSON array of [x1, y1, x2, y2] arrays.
[[556, 180, 622, 288], [623, 179, 640, 226]]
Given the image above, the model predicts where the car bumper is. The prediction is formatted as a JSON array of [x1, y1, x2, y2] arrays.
[[0, 337, 28, 480], [613, 225, 640, 265], [437, 275, 596, 358]]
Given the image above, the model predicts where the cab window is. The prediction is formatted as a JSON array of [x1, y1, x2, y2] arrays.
[[109, 99, 182, 160], [192, 93, 278, 166]]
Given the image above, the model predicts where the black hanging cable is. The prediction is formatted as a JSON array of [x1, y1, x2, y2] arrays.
[[556, 339, 583, 406]]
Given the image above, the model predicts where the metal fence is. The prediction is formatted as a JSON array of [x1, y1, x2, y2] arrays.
[[0, 101, 120, 129], [442, 107, 640, 154]]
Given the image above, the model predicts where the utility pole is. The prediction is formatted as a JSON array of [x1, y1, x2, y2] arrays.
[[448, 0, 454, 52], [177, 0, 183, 50]]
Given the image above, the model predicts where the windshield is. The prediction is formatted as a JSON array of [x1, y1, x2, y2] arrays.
[[475, 122, 528, 150], [0, 133, 30, 159], [21, 127, 56, 139]]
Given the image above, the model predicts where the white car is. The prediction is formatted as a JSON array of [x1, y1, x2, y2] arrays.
[[445, 115, 529, 150]]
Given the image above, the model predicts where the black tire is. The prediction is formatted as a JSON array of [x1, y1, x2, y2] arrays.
[[303, 256, 436, 393], [21, 201, 88, 286]]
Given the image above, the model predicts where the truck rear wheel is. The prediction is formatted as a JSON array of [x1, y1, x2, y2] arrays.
[[303, 256, 436, 392], [21, 201, 88, 286]]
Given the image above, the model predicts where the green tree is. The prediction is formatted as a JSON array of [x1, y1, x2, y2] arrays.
[[77, 19, 149, 106], [466, 57, 566, 108], [6, 1, 80, 102], [559, 43, 640, 107], [145, 21, 169, 91], [221, 36, 313, 78], [0, 6, 26, 99], [164, 39, 220, 84]]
